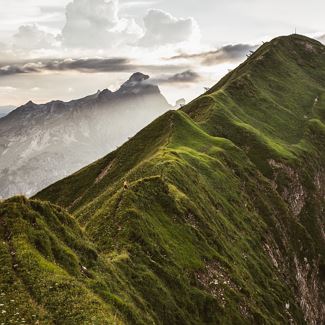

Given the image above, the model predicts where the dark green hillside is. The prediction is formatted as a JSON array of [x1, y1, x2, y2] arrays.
[[0, 197, 123, 324], [1, 34, 324, 324]]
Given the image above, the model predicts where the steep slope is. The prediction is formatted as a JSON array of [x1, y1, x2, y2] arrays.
[[1, 34, 324, 324], [0, 73, 170, 198], [0, 197, 123, 324]]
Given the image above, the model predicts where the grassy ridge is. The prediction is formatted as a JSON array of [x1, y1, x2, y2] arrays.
[[0, 197, 123, 324], [0, 34, 324, 324]]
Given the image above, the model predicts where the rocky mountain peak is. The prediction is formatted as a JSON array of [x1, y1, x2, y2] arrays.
[[120, 72, 150, 89], [128, 72, 150, 83], [118, 72, 158, 95]]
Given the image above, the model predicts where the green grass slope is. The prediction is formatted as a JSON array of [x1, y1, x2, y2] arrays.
[[1, 34, 324, 324], [0, 197, 124, 324]]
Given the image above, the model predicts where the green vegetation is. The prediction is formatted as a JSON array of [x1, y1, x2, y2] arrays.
[[1, 34, 324, 324]]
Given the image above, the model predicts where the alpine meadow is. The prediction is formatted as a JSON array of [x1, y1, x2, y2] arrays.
[[1, 34, 324, 324]]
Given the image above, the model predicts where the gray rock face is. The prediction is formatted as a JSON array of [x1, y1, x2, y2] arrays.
[[0, 73, 171, 198]]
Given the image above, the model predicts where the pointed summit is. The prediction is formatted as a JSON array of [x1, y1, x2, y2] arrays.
[[119, 72, 150, 89], [26, 100, 35, 106], [118, 72, 159, 95], [128, 72, 150, 83]]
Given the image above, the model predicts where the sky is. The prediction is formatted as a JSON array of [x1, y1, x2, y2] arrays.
[[0, 0, 324, 106]]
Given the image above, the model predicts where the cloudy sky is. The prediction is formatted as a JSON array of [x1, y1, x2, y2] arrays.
[[0, 0, 324, 106]]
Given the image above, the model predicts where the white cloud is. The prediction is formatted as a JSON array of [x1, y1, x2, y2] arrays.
[[62, 0, 142, 48], [0, 86, 17, 93], [317, 34, 325, 44], [137, 9, 200, 48], [120, 1, 160, 9], [13, 24, 58, 50], [2, 1, 202, 57]]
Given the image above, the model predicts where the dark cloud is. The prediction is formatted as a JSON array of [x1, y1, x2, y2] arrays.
[[166, 70, 200, 83], [0, 58, 188, 77], [45, 58, 133, 72], [0, 64, 38, 76], [168, 43, 258, 65], [152, 70, 201, 84], [0, 58, 132, 76]]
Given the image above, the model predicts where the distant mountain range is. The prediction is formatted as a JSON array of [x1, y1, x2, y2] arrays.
[[0, 72, 171, 198], [0, 105, 15, 118]]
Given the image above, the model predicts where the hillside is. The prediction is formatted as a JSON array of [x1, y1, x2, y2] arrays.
[[1, 34, 324, 324], [0, 73, 170, 198]]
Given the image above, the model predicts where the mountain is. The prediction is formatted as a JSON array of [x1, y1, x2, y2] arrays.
[[1, 34, 325, 324], [0, 73, 170, 198], [0, 105, 15, 119]]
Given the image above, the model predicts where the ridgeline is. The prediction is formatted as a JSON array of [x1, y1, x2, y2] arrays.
[[1, 34, 324, 324]]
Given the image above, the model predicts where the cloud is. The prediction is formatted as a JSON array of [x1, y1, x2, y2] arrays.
[[165, 70, 200, 83], [0, 57, 188, 76], [0, 58, 132, 76], [137, 9, 200, 47], [39, 5, 66, 14], [0, 87, 17, 97], [45, 58, 133, 72], [169, 43, 258, 65], [152, 70, 201, 84], [0, 63, 43, 76], [120, 1, 160, 9], [4, 1, 203, 55], [62, 0, 142, 48], [317, 34, 325, 44], [0, 86, 17, 92], [13, 24, 58, 50]]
